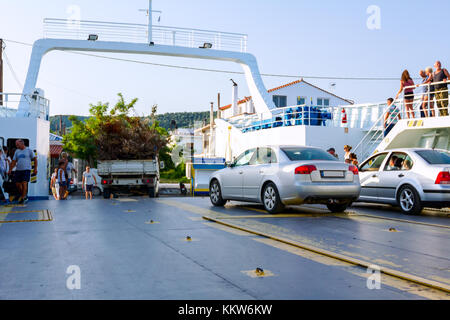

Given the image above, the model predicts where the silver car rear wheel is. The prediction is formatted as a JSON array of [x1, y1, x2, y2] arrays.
[[398, 185, 422, 215], [262, 182, 284, 214]]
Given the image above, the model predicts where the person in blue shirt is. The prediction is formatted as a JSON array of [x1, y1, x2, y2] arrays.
[[384, 98, 401, 137]]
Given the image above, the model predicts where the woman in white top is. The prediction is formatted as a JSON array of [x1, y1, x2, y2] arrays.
[[344, 145, 352, 162]]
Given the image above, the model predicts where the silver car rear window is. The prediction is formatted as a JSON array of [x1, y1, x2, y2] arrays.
[[281, 148, 338, 161], [415, 150, 450, 164]]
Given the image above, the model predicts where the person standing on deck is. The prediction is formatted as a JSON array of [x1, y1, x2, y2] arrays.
[[8, 140, 37, 204], [384, 98, 401, 137], [433, 61, 449, 116], [395, 70, 415, 119], [82, 166, 97, 200]]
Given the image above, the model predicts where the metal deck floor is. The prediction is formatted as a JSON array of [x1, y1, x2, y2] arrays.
[[0, 197, 448, 300]]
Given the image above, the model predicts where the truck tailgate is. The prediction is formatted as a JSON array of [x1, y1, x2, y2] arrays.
[[98, 160, 157, 175]]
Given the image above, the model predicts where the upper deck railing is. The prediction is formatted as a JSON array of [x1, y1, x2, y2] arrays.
[[0, 93, 50, 120], [353, 80, 449, 160], [43, 18, 248, 52], [228, 102, 387, 133]]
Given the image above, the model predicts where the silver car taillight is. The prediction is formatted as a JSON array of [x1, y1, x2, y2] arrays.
[[435, 168, 450, 184], [295, 165, 317, 174]]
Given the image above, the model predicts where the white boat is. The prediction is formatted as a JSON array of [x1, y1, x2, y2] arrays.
[[1, 1, 448, 198]]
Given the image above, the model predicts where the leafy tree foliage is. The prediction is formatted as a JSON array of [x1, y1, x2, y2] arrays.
[[62, 94, 168, 164]]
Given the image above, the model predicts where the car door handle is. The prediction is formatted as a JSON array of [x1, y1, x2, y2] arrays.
[[239, 171, 243, 174], [259, 170, 264, 174], [372, 174, 378, 178], [398, 174, 405, 178]]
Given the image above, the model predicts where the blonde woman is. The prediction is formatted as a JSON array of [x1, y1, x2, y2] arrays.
[[417, 68, 435, 117], [425, 67, 436, 117], [344, 145, 352, 162], [395, 70, 415, 119]]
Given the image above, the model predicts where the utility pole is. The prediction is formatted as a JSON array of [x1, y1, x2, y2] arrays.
[[209, 102, 214, 157], [0, 38, 3, 106], [217, 93, 221, 119]]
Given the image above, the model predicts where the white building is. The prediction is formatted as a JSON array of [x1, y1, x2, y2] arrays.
[[219, 79, 353, 118]]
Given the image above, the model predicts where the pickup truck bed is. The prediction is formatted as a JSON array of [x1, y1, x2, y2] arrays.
[[98, 159, 160, 198]]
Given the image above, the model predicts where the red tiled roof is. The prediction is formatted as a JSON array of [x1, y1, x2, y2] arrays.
[[267, 80, 302, 93], [50, 144, 63, 158], [219, 79, 353, 111]]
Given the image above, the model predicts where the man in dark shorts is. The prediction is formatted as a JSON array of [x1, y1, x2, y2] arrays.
[[433, 61, 449, 116], [82, 166, 97, 200], [8, 139, 37, 204]]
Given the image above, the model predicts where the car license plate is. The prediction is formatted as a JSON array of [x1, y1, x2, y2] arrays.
[[321, 171, 345, 178]]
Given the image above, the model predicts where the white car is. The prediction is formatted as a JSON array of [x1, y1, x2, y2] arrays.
[[358, 148, 450, 214], [209, 146, 361, 213]]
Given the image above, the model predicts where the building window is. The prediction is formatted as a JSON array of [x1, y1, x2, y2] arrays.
[[317, 98, 330, 107], [297, 96, 306, 105], [273, 95, 287, 108]]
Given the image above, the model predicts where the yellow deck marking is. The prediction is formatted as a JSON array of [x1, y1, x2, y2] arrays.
[[203, 215, 450, 294], [156, 199, 221, 216], [117, 198, 138, 202], [253, 238, 350, 267], [203, 222, 252, 236], [252, 237, 449, 300], [349, 213, 450, 230], [157, 199, 450, 294], [241, 269, 275, 278], [188, 217, 204, 221], [144, 220, 160, 224], [215, 213, 350, 219], [0, 209, 52, 223], [0, 206, 12, 226]]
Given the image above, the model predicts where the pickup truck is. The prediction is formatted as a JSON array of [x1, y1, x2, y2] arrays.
[[97, 159, 160, 198]]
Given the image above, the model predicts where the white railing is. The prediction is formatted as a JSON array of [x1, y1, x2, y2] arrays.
[[0, 93, 50, 120], [232, 103, 385, 133], [43, 18, 248, 52], [353, 80, 449, 160]]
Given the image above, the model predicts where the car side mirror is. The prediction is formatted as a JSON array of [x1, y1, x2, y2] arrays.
[[226, 161, 234, 168]]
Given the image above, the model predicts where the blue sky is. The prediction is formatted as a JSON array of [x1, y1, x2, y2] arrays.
[[1, 0, 449, 116]]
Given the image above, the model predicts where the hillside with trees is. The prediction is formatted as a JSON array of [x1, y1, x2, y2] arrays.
[[50, 111, 216, 134]]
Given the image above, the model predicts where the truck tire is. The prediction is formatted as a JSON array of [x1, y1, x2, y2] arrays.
[[103, 188, 111, 199], [148, 187, 156, 198]]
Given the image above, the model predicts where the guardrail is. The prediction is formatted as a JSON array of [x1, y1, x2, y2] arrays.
[[0, 93, 50, 119], [43, 18, 248, 52], [231, 102, 386, 133]]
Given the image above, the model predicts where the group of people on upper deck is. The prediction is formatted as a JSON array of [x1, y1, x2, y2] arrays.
[[394, 60, 449, 118], [383, 60, 448, 137]]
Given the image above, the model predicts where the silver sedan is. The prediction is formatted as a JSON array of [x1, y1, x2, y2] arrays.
[[358, 148, 450, 215], [209, 146, 361, 213]]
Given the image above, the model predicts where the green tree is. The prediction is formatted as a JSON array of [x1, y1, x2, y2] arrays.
[[62, 93, 168, 164]]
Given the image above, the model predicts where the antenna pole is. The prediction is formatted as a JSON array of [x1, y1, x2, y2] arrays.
[[148, 0, 153, 43]]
